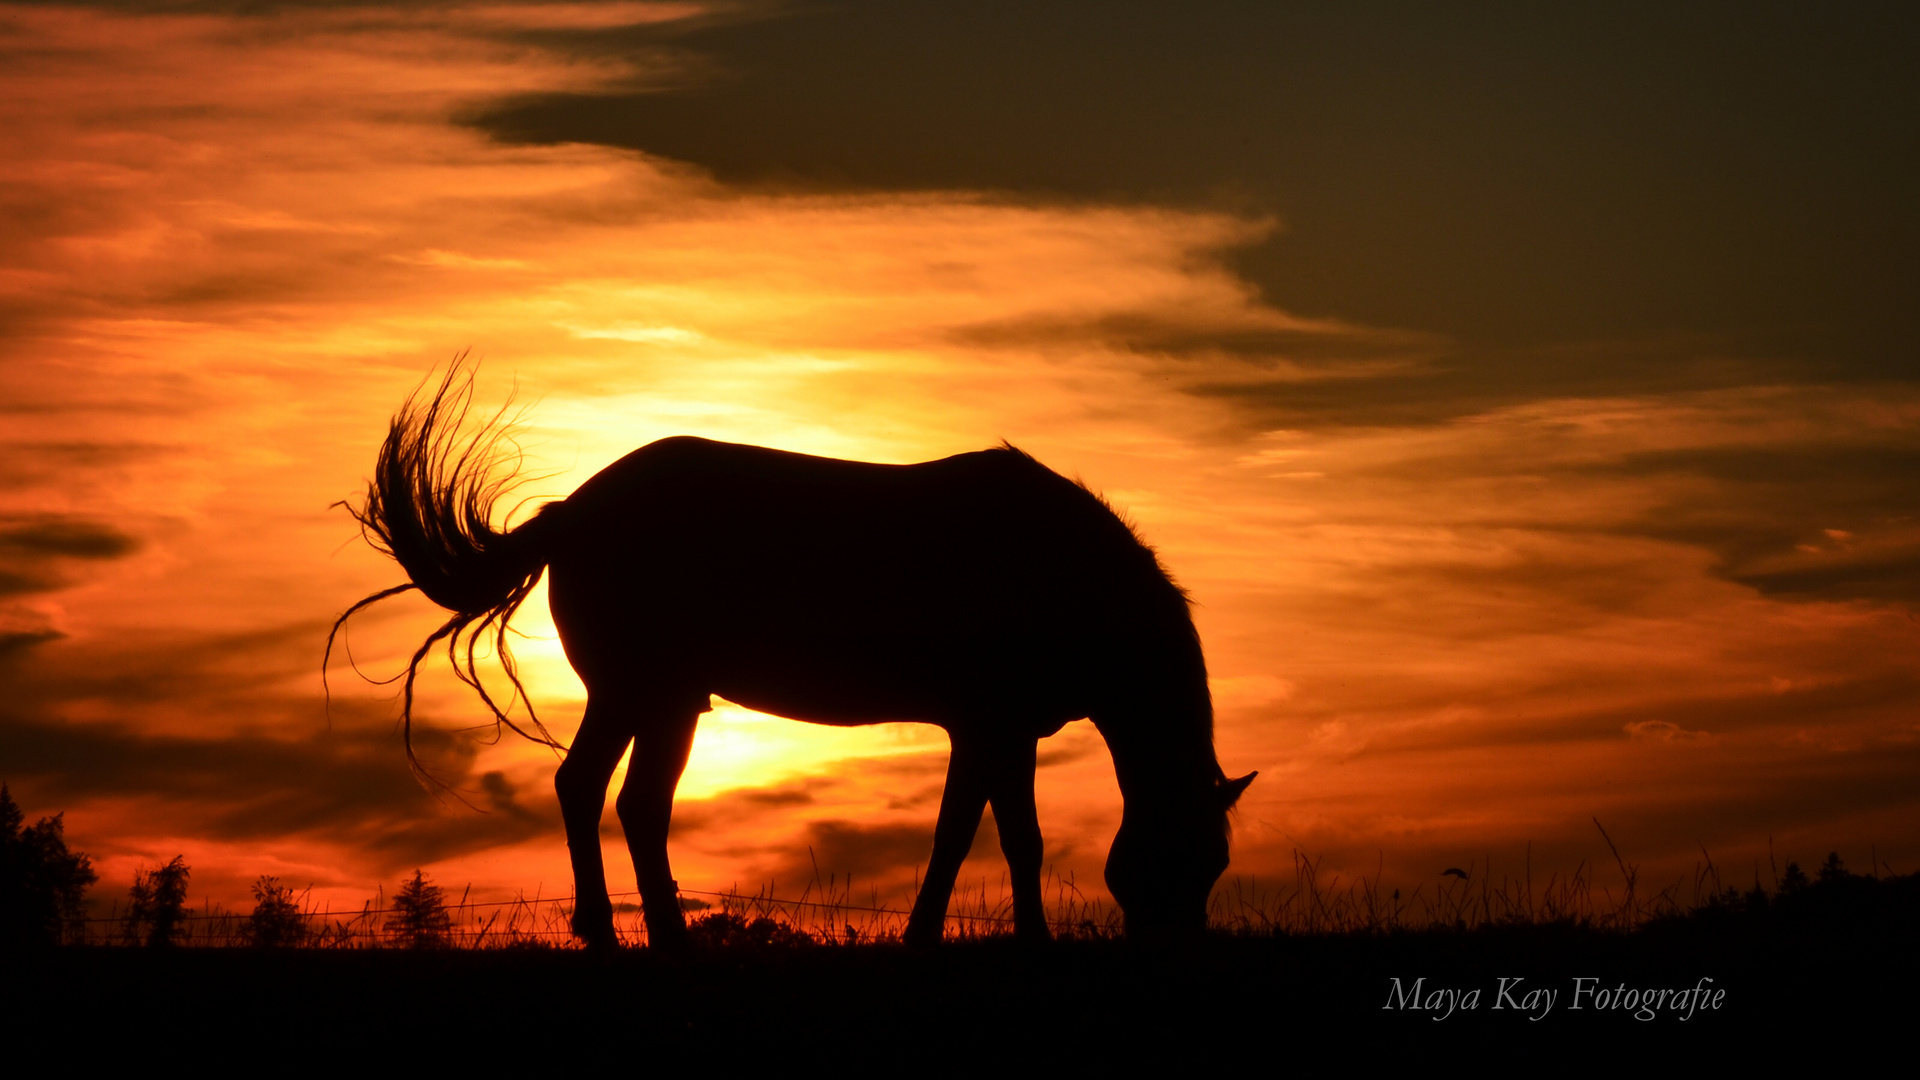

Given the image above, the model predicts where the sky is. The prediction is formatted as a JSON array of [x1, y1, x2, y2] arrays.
[[1, 0, 1916, 928]]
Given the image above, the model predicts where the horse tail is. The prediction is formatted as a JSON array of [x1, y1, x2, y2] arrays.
[[326, 359, 564, 783]]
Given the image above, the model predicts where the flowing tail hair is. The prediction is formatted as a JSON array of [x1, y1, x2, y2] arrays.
[[325, 360, 564, 783]]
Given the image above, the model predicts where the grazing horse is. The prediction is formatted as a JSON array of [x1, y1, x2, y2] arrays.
[[332, 366, 1254, 947]]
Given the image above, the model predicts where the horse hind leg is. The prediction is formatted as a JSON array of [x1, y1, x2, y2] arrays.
[[904, 734, 991, 947], [612, 701, 701, 952], [552, 698, 636, 949]]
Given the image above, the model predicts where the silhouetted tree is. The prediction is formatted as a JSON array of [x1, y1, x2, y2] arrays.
[[1779, 861, 1810, 895], [124, 856, 191, 947], [248, 875, 307, 948], [0, 784, 97, 947], [1818, 852, 1848, 884], [385, 869, 452, 948]]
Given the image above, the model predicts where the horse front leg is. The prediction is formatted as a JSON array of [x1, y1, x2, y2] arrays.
[[554, 699, 633, 949], [905, 734, 990, 947], [988, 737, 1050, 944], [614, 706, 700, 952]]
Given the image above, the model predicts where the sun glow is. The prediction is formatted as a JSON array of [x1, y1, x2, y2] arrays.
[[674, 703, 946, 801]]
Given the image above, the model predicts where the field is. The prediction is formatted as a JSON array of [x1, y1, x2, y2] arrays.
[[13, 856, 1914, 1053]]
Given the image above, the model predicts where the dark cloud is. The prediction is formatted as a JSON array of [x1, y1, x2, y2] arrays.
[[666, 777, 832, 838], [731, 785, 819, 808], [1733, 544, 1920, 603], [0, 629, 63, 659], [0, 611, 563, 870], [0, 709, 550, 869], [0, 516, 140, 596], [1598, 443, 1920, 603], [1291, 419, 1920, 609], [0, 164, 152, 274], [466, 1, 1918, 380], [1589, 741, 1920, 856], [17, 0, 463, 13], [946, 312, 1434, 369], [664, 751, 1035, 891], [804, 819, 938, 878], [7, 620, 325, 714], [0, 572, 46, 597], [755, 819, 958, 887], [0, 518, 139, 560], [1186, 335, 1821, 430], [883, 782, 943, 812], [1604, 443, 1920, 497], [1365, 672, 1920, 759], [855, 750, 951, 779], [669, 752, 952, 839], [1243, 733, 1920, 883], [1349, 554, 1694, 638]]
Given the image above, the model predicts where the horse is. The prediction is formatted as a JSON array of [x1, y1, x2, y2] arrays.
[[330, 365, 1254, 948]]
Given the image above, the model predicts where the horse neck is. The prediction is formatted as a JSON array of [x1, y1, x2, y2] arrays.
[[1093, 598, 1220, 802], [1097, 683, 1221, 808]]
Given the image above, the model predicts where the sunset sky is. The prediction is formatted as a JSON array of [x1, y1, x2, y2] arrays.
[[2, 0, 1916, 926]]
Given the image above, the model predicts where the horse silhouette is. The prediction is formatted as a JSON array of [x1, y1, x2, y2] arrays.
[[331, 365, 1254, 947]]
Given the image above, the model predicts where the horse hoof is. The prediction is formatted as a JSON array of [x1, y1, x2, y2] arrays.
[[575, 924, 619, 951], [646, 921, 691, 955], [1015, 926, 1054, 948], [572, 910, 618, 950]]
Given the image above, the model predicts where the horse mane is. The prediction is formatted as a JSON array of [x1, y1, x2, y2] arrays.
[[325, 359, 563, 787], [993, 440, 1221, 807], [993, 439, 1194, 601]]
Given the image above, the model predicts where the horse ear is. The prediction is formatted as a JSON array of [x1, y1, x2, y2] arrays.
[[1219, 771, 1256, 809]]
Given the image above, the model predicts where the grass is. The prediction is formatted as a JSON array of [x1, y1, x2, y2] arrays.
[[1211, 845, 1660, 935], [63, 838, 1916, 951], [20, 849, 1916, 1051], [68, 868, 1119, 949]]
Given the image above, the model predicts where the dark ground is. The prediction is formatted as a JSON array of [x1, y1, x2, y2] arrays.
[[9, 901, 1910, 1060]]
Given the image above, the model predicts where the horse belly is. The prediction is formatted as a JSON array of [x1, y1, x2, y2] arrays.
[[705, 574, 1090, 726], [552, 544, 1090, 726]]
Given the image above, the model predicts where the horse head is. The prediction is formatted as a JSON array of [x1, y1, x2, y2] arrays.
[[1104, 770, 1256, 937]]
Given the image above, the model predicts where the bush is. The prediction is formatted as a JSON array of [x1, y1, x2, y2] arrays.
[[248, 875, 307, 948], [385, 869, 453, 948], [125, 856, 191, 947], [0, 784, 97, 947], [688, 910, 817, 948]]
